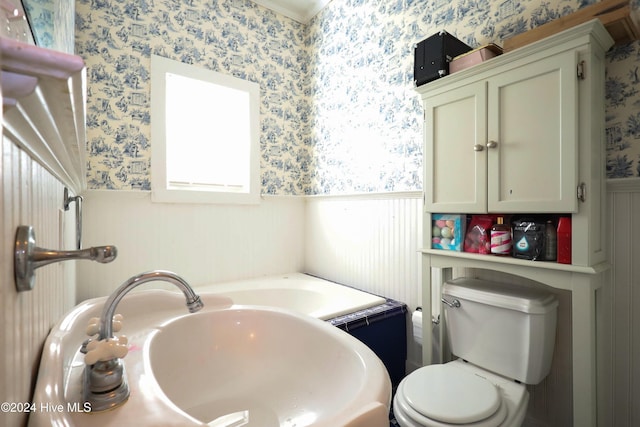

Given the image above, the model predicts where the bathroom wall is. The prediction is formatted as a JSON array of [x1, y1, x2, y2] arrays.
[[74, 0, 312, 194], [77, 191, 306, 299], [0, 136, 77, 427], [308, 0, 640, 188], [305, 193, 422, 305], [75, 0, 640, 195], [304, 193, 424, 370], [0, 2, 78, 427], [605, 180, 640, 427]]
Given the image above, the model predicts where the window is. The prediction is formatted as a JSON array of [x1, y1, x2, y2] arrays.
[[150, 55, 260, 204]]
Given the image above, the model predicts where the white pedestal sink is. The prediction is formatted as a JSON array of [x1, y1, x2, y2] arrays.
[[29, 290, 392, 427], [148, 307, 391, 426]]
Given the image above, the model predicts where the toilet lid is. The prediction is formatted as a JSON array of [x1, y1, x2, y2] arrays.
[[403, 364, 501, 424]]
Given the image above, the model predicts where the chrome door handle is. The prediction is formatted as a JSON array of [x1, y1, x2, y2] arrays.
[[473, 144, 484, 152], [486, 140, 498, 149]]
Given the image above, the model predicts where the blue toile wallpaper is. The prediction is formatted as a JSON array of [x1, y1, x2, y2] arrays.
[[24, 0, 75, 53], [74, 0, 640, 195], [606, 40, 640, 178]]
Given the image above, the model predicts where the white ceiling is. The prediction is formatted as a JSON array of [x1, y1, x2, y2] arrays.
[[252, 0, 332, 23]]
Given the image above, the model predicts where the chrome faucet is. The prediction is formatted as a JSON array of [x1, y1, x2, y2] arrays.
[[83, 270, 204, 412]]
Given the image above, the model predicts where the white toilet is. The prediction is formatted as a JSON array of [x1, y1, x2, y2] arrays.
[[394, 278, 558, 427]]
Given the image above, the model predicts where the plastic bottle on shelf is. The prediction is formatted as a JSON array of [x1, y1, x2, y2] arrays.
[[490, 217, 512, 256], [544, 220, 557, 261], [557, 217, 572, 264]]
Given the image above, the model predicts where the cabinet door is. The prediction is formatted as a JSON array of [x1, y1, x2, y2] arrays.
[[424, 81, 487, 213], [487, 51, 578, 212]]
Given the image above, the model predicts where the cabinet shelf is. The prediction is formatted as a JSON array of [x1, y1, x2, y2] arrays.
[[1, 37, 87, 193], [420, 248, 609, 277]]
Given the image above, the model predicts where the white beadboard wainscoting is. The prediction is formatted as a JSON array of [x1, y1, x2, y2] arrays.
[[304, 193, 423, 309], [605, 179, 640, 427], [304, 193, 424, 371], [0, 137, 76, 427], [77, 191, 424, 309], [77, 191, 306, 300]]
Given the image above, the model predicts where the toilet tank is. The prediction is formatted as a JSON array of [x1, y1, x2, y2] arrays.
[[442, 278, 558, 384]]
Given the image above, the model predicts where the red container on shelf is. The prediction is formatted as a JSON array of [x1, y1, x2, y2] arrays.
[[557, 217, 572, 264]]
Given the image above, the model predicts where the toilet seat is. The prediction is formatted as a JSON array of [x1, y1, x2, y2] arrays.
[[394, 363, 509, 427], [394, 392, 507, 427]]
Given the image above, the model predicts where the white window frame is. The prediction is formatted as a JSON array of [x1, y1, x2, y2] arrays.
[[150, 55, 260, 204]]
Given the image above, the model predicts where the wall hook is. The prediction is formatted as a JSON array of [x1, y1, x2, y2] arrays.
[[63, 187, 83, 249], [14, 225, 117, 292]]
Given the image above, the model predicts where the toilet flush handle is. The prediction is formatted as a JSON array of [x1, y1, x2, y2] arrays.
[[441, 297, 461, 308]]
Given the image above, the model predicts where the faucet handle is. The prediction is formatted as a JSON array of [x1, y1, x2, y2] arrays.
[[112, 314, 123, 332], [86, 314, 123, 336], [84, 335, 129, 365], [86, 317, 100, 336]]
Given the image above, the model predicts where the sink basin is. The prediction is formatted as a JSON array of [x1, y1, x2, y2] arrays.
[[147, 308, 391, 426], [30, 289, 391, 427]]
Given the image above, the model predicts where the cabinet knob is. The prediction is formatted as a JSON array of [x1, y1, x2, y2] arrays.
[[486, 140, 498, 149], [473, 144, 484, 152]]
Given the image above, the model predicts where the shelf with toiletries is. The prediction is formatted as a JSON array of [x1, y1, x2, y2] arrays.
[[422, 213, 602, 274]]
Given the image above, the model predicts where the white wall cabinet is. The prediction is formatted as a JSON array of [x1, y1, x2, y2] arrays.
[[418, 20, 613, 427], [419, 19, 612, 269], [424, 43, 578, 213]]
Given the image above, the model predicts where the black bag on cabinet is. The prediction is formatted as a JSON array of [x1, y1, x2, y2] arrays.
[[414, 30, 472, 87]]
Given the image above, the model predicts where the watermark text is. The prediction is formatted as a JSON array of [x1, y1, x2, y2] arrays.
[[1, 401, 91, 413]]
